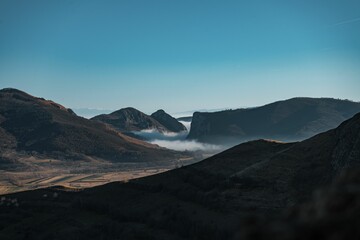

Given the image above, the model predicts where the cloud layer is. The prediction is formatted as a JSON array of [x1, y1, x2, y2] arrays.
[[149, 139, 222, 152], [132, 129, 222, 153], [179, 121, 191, 131]]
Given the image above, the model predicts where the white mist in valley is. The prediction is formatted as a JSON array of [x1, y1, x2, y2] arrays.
[[149, 139, 222, 152], [132, 127, 223, 153], [179, 121, 191, 131], [132, 129, 188, 141]]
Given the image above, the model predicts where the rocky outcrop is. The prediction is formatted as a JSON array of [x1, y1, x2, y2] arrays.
[[151, 110, 187, 133], [187, 97, 360, 144]]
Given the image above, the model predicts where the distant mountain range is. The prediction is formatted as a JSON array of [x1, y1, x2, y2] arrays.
[[0, 88, 184, 163], [188, 97, 360, 144], [177, 116, 192, 122], [1, 109, 359, 239], [92, 108, 186, 134]]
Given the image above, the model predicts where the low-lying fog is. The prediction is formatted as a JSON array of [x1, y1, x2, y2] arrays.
[[132, 121, 223, 153], [179, 121, 191, 132]]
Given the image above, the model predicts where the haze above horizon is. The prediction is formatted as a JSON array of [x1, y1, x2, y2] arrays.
[[0, 0, 359, 113]]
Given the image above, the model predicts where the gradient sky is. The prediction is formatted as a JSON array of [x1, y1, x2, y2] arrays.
[[0, 0, 359, 114]]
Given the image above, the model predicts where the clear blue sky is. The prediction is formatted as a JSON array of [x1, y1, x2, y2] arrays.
[[0, 0, 359, 113]]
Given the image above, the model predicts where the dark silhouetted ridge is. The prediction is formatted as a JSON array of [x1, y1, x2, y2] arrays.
[[188, 97, 360, 144]]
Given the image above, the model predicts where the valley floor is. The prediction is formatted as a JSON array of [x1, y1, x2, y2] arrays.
[[0, 153, 199, 195]]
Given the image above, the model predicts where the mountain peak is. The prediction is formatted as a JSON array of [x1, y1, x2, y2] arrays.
[[92, 107, 168, 132], [92, 108, 187, 133], [0, 89, 182, 162], [151, 109, 187, 133], [121, 107, 140, 112], [153, 109, 166, 114], [0, 87, 25, 93]]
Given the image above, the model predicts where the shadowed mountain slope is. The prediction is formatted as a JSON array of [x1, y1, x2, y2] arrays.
[[188, 97, 360, 144], [236, 167, 360, 240], [1, 112, 359, 239], [92, 108, 186, 133], [151, 109, 187, 133], [0, 88, 183, 162], [91, 107, 168, 133]]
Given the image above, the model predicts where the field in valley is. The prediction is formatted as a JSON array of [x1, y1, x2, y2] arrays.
[[0, 154, 199, 195]]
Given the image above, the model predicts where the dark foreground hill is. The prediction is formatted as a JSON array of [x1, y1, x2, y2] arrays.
[[0, 111, 359, 239], [92, 108, 186, 133], [0, 88, 183, 162], [235, 168, 360, 239], [188, 97, 360, 144]]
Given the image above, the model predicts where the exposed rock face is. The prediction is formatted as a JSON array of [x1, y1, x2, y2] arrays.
[[92, 107, 167, 132], [189, 112, 212, 138], [0, 88, 182, 162], [188, 97, 360, 144], [151, 110, 187, 133]]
